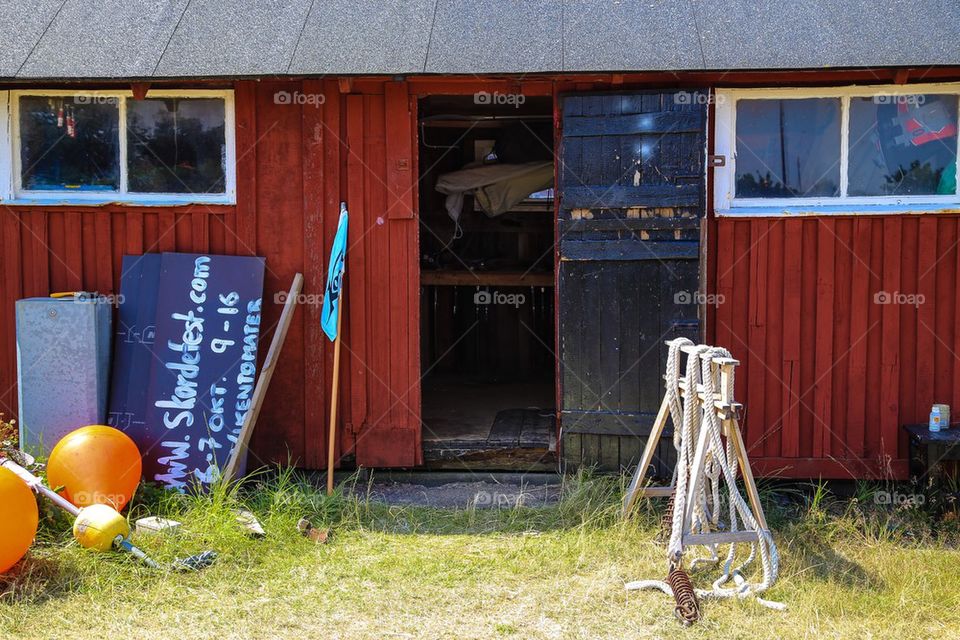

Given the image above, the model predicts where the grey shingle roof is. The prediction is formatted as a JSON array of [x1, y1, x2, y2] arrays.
[[2, 0, 958, 79]]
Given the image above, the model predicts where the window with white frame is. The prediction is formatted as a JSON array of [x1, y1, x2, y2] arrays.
[[713, 84, 960, 214], [1, 90, 235, 204]]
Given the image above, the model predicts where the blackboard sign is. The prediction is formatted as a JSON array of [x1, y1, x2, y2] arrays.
[[109, 253, 266, 489]]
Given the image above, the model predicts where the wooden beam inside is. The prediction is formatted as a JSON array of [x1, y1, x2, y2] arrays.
[[421, 270, 553, 287]]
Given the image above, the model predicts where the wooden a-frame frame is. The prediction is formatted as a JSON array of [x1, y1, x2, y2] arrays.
[[621, 347, 769, 545]]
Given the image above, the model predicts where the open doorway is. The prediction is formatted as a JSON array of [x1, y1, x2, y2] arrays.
[[417, 94, 556, 470]]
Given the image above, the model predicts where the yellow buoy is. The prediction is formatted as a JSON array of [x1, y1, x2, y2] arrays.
[[73, 504, 129, 551]]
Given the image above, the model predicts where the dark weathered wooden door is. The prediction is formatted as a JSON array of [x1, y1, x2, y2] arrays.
[[558, 90, 707, 474]]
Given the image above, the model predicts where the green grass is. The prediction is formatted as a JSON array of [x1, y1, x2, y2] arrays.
[[1, 470, 960, 639]]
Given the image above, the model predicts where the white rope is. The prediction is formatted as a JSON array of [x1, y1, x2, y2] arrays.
[[627, 340, 785, 612]]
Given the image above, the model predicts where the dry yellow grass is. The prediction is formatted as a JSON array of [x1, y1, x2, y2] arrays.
[[1, 472, 959, 640]]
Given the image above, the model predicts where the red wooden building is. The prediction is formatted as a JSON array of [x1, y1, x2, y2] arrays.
[[1, 1, 959, 480]]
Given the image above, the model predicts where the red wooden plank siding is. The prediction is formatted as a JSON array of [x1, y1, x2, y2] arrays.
[[385, 84, 412, 432], [879, 218, 901, 468], [5, 74, 959, 480], [915, 219, 937, 436], [348, 82, 421, 467], [954, 230, 960, 440], [863, 221, 884, 460], [898, 217, 919, 459], [0, 79, 423, 473], [780, 220, 802, 459], [249, 80, 307, 466], [713, 220, 735, 360], [730, 220, 751, 446], [320, 83, 342, 463], [343, 92, 366, 466], [745, 219, 768, 456], [233, 81, 258, 257], [46, 213, 66, 291], [0, 210, 22, 415], [830, 219, 853, 459], [798, 221, 818, 459], [300, 77, 329, 470], [763, 221, 784, 460], [934, 219, 956, 412], [158, 211, 176, 252], [712, 215, 960, 479], [845, 218, 871, 461], [813, 219, 835, 459], [63, 213, 83, 291]]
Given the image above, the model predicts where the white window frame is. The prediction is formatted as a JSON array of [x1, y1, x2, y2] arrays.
[[714, 83, 960, 216], [0, 89, 236, 206]]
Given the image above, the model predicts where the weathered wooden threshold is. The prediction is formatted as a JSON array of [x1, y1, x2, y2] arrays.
[[422, 442, 557, 472]]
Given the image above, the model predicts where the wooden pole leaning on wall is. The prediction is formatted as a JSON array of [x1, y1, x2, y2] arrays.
[[223, 273, 304, 484], [622, 392, 675, 516], [326, 301, 344, 496]]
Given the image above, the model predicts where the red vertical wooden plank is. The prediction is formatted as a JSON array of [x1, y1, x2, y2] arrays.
[[300, 77, 329, 469], [385, 82, 415, 221], [763, 220, 784, 458], [26, 213, 50, 296], [251, 80, 306, 466], [208, 214, 226, 254], [714, 220, 735, 350], [158, 211, 176, 252], [234, 81, 258, 256], [408, 89, 422, 461], [385, 83, 416, 433], [830, 219, 853, 457], [110, 212, 126, 287], [191, 212, 209, 253], [361, 95, 390, 445], [63, 213, 83, 291], [81, 212, 96, 284], [715, 220, 748, 443], [342, 94, 367, 466], [933, 218, 955, 406], [142, 212, 158, 253], [46, 212, 67, 292], [319, 79, 343, 462], [953, 218, 960, 429], [221, 212, 237, 255], [813, 218, 835, 459], [745, 219, 768, 455], [126, 211, 144, 255], [799, 219, 818, 458], [781, 220, 802, 458], [385, 83, 416, 432], [731, 220, 751, 435], [1, 211, 23, 414], [898, 217, 919, 434], [174, 213, 192, 252], [879, 217, 902, 467], [353, 94, 376, 440], [864, 220, 885, 459], [915, 217, 937, 423], [845, 217, 872, 460]]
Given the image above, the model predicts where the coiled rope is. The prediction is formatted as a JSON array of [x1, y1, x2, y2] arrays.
[[626, 340, 785, 616]]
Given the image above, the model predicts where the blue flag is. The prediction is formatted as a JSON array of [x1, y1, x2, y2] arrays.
[[321, 203, 349, 341]]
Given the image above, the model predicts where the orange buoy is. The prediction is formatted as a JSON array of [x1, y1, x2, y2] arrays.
[[47, 425, 142, 511], [0, 466, 39, 573]]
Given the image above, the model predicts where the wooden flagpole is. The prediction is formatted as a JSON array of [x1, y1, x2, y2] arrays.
[[326, 293, 344, 496]]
